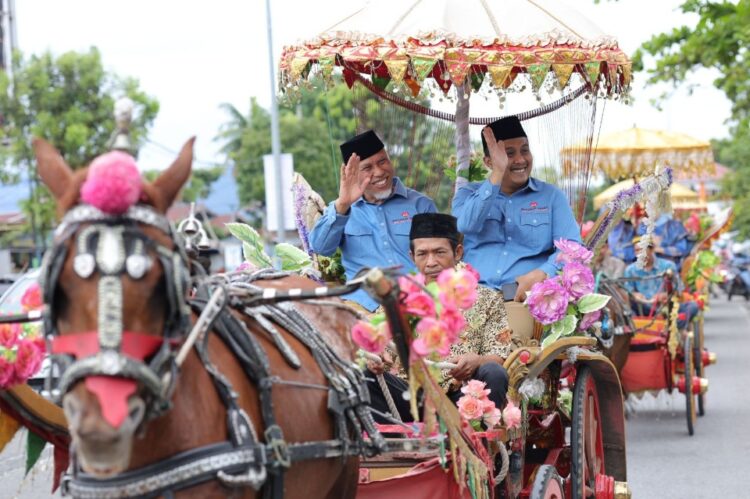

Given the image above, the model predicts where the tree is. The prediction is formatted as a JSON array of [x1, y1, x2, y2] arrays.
[[0, 48, 159, 252], [632, 0, 750, 236]]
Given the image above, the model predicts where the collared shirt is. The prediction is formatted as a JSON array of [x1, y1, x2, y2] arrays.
[[638, 216, 692, 260], [451, 178, 581, 289], [309, 177, 436, 311], [622, 257, 678, 299], [608, 221, 636, 263]]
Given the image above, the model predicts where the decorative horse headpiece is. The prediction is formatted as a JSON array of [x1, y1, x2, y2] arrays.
[[40, 101, 193, 429]]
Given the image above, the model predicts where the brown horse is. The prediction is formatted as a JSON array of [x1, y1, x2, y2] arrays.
[[34, 138, 376, 498]]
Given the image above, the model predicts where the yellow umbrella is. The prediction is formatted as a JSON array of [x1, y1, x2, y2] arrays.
[[594, 179, 701, 210], [562, 127, 714, 179]]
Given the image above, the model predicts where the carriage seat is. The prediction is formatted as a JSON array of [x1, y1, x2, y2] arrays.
[[504, 301, 537, 345]]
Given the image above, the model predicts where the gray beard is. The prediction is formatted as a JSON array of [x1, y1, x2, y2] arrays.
[[371, 188, 393, 201]]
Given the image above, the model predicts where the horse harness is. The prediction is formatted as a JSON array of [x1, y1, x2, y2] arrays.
[[40, 203, 384, 498]]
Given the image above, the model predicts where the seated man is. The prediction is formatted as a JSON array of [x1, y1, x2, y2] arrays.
[[309, 130, 437, 311], [637, 213, 692, 268], [623, 238, 699, 331], [452, 117, 581, 301], [593, 243, 626, 279], [367, 213, 512, 422]]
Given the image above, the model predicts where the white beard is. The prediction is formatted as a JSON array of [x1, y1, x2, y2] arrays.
[[371, 188, 393, 201]]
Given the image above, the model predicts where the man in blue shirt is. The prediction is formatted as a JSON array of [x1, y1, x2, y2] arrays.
[[637, 214, 692, 268], [309, 130, 437, 311], [452, 117, 581, 301], [608, 218, 637, 263], [623, 239, 698, 329]]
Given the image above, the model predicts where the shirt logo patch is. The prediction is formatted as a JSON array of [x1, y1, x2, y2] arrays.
[[530, 201, 538, 208], [401, 211, 409, 218]]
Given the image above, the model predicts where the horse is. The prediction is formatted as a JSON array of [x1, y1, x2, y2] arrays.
[[34, 138, 382, 498]]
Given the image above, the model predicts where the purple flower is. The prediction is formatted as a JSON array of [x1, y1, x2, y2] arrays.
[[527, 277, 570, 325], [561, 262, 595, 299], [554, 239, 593, 265], [292, 182, 312, 256], [579, 310, 601, 331]]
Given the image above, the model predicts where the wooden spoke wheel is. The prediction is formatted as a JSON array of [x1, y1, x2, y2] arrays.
[[693, 319, 706, 417], [684, 334, 697, 436], [570, 366, 606, 499], [530, 464, 565, 499]]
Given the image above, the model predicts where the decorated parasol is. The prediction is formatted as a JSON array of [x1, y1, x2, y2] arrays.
[[279, 0, 632, 220], [593, 179, 701, 211], [562, 127, 715, 180]]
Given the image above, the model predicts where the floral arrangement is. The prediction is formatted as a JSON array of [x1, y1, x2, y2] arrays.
[[226, 222, 315, 274], [443, 151, 489, 183], [587, 168, 673, 262], [527, 239, 611, 348], [350, 266, 479, 361], [0, 283, 45, 388], [685, 250, 723, 293], [455, 380, 501, 430]]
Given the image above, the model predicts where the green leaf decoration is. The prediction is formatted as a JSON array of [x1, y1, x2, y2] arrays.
[[425, 281, 440, 299], [541, 329, 562, 349], [226, 222, 272, 268], [274, 243, 312, 272], [25, 431, 46, 475], [370, 313, 387, 326], [577, 293, 611, 314]]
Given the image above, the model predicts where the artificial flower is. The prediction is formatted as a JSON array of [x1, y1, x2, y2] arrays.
[[461, 379, 491, 399], [502, 401, 522, 429], [554, 239, 593, 265], [437, 267, 478, 310], [561, 262, 595, 299], [0, 323, 20, 348], [351, 320, 391, 354], [579, 310, 602, 331], [412, 318, 453, 358], [527, 277, 569, 325], [457, 393, 484, 420], [20, 282, 43, 311]]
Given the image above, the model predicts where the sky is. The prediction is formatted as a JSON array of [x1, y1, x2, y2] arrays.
[[13, 0, 733, 173]]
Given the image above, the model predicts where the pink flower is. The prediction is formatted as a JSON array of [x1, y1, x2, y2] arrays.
[[0, 356, 15, 387], [561, 262, 595, 299], [20, 282, 43, 311], [457, 394, 484, 420], [461, 379, 491, 399], [412, 318, 452, 358], [437, 268, 478, 310], [502, 401, 522, 429], [579, 310, 602, 331], [438, 305, 466, 343], [483, 406, 502, 427], [0, 323, 20, 348], [12, 339, 43, 383], [462, 263, 481, 283], [351, 320, 391, 354], [398, 274, 426, 296], [554, 239, 593, 265], [403, 291, 436, 318], [527, 277, 569, 325], [81, 151, 143, 215]]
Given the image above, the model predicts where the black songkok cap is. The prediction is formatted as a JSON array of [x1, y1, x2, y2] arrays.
[[409, 213, 460, 242], [481, 116, 527, 155], [340, 130, 385, 163]]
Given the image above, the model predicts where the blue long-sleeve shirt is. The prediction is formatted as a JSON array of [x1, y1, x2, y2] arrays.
[[608, 221, 636, 263], [638, 215, 691, 261], [309, 177, 436, 311], [451, 178, 581, 289]]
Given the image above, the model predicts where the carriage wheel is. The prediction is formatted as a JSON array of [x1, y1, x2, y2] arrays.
[[684, 334, 696, 436], [530, 465, 565, 499], [571, 366, 605, 498], [693, 319, 706, 417]]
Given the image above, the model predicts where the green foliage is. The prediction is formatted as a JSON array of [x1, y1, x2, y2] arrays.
[[634, 0, 750, 236], [274, 243, 312, 272], [686, 250, 724, 289], [577, 293, 611, 314], [226, 222, 315, 272], [443, 152, 489, 183], [316, 249, 346, 283], [0, 48, 159, 238], [143, 165, 223, 203]]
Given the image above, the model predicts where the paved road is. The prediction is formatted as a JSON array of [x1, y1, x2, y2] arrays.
[[2, 296, 749, 498], [625, 296, 750, 498]]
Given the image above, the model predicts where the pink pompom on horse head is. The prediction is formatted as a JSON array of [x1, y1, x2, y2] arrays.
[[80, 151, 142, 214]]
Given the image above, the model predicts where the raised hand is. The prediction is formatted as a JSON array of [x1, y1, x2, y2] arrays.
[[482, 126, 508, 186], [334, 153, 371, 214]]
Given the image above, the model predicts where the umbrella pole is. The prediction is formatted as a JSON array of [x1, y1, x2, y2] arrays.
[[454, 83, 471, 192]]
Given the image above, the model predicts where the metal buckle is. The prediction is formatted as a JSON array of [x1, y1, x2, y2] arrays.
[[264, 425, 291, 468]]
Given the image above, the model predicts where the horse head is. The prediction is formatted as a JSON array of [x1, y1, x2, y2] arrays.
[[34, 138, 194, 477]]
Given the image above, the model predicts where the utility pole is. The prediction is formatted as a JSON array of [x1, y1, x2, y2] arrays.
[[265, 0, 285, 243]]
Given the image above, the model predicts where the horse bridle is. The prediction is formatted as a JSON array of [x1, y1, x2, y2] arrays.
[[41, 203, 191, 421]]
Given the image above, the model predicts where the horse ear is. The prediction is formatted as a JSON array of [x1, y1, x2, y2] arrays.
[[151, 137, 195, 213], [33, 138, 74, 201]]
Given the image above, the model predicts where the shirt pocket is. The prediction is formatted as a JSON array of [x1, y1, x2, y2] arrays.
[[482, 208, 506, 243], [343, 223, 374, 255], [519, 210, 551, 248], [390, 221, 411, 251]]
